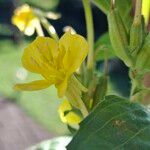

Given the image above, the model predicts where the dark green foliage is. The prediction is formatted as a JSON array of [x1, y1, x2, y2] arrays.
[[67, 95, 150, 150]]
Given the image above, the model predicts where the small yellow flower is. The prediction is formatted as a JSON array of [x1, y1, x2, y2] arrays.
[[12, 4, 39, 36], [14, 32, 88, 97], [142, 0, 150, 26], [58, 100, 81, 124]]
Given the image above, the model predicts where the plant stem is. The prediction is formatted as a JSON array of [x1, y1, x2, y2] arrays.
[[134, 0, 142, 25], [40, 17, 59, 41], [82, 0, 94, 71], [129, 0, 142, 102], [110, 0, 115, 9], [104, 49, 109, 76], [129, 69, 143, 102]]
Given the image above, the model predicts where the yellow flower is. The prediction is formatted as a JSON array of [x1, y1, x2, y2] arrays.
[[12, 4, 39, 36], [142, 0, 150, 26], [14, 32, 88, 97], [58, 100, 81, 124]]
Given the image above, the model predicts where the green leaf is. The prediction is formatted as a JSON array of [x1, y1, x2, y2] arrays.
[[91, 0, 132, 31], [90, 0, 110, 14], [94, 33, 115, 61], [136, 33, 150, 70], [22, 0, 59, 10], [114, 0, 132, 31], [67, 95, 150, 150]]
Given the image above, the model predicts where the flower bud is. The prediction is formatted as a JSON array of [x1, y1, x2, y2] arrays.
[[129, 22, 143, 57], [136, 33, 150, 70], [107, 9, 133, 67]]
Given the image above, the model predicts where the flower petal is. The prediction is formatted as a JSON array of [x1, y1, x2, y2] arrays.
[[65, 112, 81, 124], [59, 32, 88, 74], [12, 4, 37, 33], [22, 37, 58, 78], [142, 0, 150, 25], [14, 80, 53, 91], [24, 25, 35, 36], [55, 77, 68, 97], [58, 100, 81, 124]]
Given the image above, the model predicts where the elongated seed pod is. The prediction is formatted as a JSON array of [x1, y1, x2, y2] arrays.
[[108, 9, 133, 67], [129, 0, 143, 57], [129, 23, 143, 56], [136, 33, 150, 70]]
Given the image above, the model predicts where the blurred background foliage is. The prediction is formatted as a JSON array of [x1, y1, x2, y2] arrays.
[[0, 0, 131, 136], [21, 0, 59, 10]]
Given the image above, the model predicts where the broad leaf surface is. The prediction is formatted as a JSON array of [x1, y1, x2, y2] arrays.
[[67, 95, 150, 150]]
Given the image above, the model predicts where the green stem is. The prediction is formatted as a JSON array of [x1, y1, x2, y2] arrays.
[[134, 0, 142, 25], [104, 49, 109, 76], [40, 17, 59, 41], [129, 69, 143, 102], [82, 0, 94, 71], [130, 79, 142, 102], [110, 0, 115, 9], [80, 61, 87, 85]]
